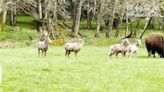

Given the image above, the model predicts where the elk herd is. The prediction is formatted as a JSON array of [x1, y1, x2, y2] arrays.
[[38, 31, 164, 58]]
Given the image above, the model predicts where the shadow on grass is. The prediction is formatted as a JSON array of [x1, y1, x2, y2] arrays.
[[16, 21, 34, 29], [137, 56, 148, 59], [137, 55, 161, 59]]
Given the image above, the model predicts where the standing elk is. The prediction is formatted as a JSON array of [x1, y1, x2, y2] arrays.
[[38, 31, 52, 57], [109, 39, 130, 58], [128, 39, 142, 57], [65, 39, 84, 58]]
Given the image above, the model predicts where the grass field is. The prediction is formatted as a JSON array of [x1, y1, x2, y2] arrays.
[[0, 46, 164, 92], [0, 15, 164, 92]]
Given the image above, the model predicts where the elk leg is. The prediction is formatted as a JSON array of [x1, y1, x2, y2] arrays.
[[41, 50, 44, 57], [65, 51, 68, 57], [110, 52, 115, 58], [38, 49, 40, 57], [116, 52, 119, 58], [123, 52, 126, 57], [134, 51, 137, 56], [44, 51, 47, 57], [68, 51, 71, 58], [128, 52, 131, 57], [74, 51, 78, 58]]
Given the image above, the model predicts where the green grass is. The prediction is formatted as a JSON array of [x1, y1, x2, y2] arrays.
[[0, 46, 164, 92], [0, 15, 164, 92], [6, 16, 34, 29], [0, 26, 163, 48]]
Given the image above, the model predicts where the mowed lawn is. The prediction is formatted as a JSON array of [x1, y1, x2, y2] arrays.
[[0, 46, 164, 92]]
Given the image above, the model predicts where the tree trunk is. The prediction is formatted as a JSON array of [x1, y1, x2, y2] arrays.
[[163, 11, 164, 31], [10, 4, 16, 26], [136, 19, 140, 29], [71, 0, 83, 36], [0, 13, 3, 32], [86, 12, 92, 29], [159, 9, 164, 31], [147, 18, 155, 29], [3, 8, 7, 26], [38, 0, 42, 19], [95, 1, 103, 38], [115, 2, 126, 38], [86, 3, 92, 29], [131, 24, 136, 38], [125, 12, 129, 38], [124, 0, 130, 37], [114, 18, 120, 38], [105, 0, 116, 38], [95, 14, 101, 38], [131, 19, 141, 38], [47, 17, 55, 39], [53, 0, 57, 31], [43, 0, 47, 19], [0, 8, 8, 32], [140, 17, 153, 39], [157, 16, 164, 31]]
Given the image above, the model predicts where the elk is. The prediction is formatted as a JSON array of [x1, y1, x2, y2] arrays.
[[109, 39, 130, 58], [65, 39, 84, 58], [38, 31, 52, 57], [128, 39, 142, 57]]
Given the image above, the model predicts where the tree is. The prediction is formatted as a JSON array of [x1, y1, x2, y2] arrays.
[[38, 0, 42, 19], [83, 0, 96, 29], [0, 0, 13, 32], [114, 0, 126, 38], [95, 0, 103, 38], [71, 0, 84, 36], [139, 0, 164, 38], [140, 17, 153, 39], [10, 0, 17, 26], [105, 0, 117, 38], [0, 0, 4, 32]]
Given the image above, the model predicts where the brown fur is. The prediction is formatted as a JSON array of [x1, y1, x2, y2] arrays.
[[145, 33, 164, 58]]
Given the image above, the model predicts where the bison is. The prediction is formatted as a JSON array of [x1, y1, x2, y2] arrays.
[[145, 33, 164, 58]]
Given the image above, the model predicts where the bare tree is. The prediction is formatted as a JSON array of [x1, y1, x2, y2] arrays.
[[0, 0, 4, 32], [38, 0, 42, 19], [95, 0, 103, 38], [10, 0, 17, 26], [105, 0, 117, 38], [83, 0, 96, 29], [140, 17, 153, 39], [139, 0, 164, 38], [0, 0, 13, 31], [114, 0, 126, 38], [71, 0, 84, 36]]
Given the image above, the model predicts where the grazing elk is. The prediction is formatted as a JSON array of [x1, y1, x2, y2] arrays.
[[109, 39, 130, 58], [145, 33, 164, 58], [65, 39, 84, 58], [38, 31, 52, 57]]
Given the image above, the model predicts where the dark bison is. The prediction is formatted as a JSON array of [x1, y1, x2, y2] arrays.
[[145, 33, 164, 58]]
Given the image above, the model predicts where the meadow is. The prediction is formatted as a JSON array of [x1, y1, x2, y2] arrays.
[[0, 46, 164, 92], [0, 16, 164, 92]]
